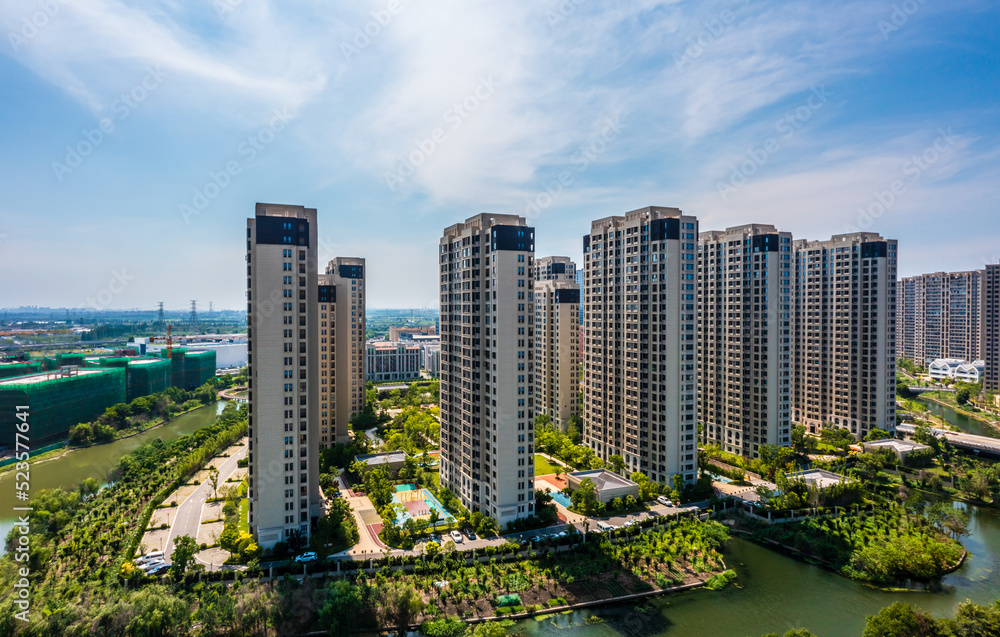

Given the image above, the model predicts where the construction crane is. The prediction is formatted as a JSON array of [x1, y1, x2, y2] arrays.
[[149, 324, 174, 358]]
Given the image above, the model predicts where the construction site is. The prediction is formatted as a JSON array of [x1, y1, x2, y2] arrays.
[[0, 327, 217, 449]]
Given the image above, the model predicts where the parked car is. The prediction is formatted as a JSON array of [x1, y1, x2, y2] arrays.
[[463, 528, 477, 540], [140, 559, 165, 573], [656, 496, 673, 507], [148, 563, 171, 576], [135, 551, 164, 565], [294, 551, 318, 564], [449, 530, 464, 544]]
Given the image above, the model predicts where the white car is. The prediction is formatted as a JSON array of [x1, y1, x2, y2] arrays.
[[449, 530, 464, 544], [134, 551, 163, 565], [294, 552, 318, 564], [656, 496, 673, 507], [140, 559, 166, 572]]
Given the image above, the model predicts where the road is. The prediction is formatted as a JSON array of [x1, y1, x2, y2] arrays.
[[259, 494, 698, 569], [164, 444, 247, 561]]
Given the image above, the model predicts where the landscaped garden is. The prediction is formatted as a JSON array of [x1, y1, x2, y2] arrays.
[[534, 454, 565, 476], [318, 516, 732, 632], [749, 505, 966, 586]]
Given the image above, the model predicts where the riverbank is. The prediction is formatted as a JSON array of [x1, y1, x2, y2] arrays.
[[0, 402, 218, 477], [733, 505, 967, 588], [297, 576, 719, 636], [918, 394, 1000, 435]]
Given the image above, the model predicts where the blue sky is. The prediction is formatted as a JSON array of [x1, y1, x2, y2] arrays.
[[0, 0, 998, 311]]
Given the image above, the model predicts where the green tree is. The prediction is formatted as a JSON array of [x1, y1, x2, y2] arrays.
[[957, 388, 971, 405], [219, 525, 239, 552], [320, 580, 362, 636], [609, 454, 626, 475], [421, 617, 466, 637], [365, 467, 394, 509], [864, 428, 891, 442], [208, 467, 220, 499], [948, 599, 1000, 636], [791, 424, 807, 451], [470, 621, 508, 637], [78, 477, 100, 499], [759, 444, 795, 479], [385, 583, 424, 635], [68, 422, 92, 446], [170, 535, 199, 579], [570, 478, 601, 516], [863, 601, 945, 637]]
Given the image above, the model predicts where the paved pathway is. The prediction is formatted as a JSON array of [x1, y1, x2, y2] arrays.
[[162, 442, 247, 563]]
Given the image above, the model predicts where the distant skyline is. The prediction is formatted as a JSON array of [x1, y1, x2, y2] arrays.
[[1, 1, 999, 310]]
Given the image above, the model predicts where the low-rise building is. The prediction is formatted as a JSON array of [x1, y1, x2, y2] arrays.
[[366, 342, 422, 382], [567, 469, 639, 504], [863, 438, 932, 462], [389, 326, 436, 342], [354, 450, 409, 473], [929, 358, 985, 382], [784, 469, 847, 489]]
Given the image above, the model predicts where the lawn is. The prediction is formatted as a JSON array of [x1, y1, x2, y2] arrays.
[[535, 454, 565, 476], [239, 496, 249, 534]]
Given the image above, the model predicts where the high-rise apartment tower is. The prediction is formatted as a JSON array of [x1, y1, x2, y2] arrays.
[[582, 206, 699, 486], [534, 258, 580, 431], [317, 257, 366, 447], [792, 233, 897, 437], [439, 214, 536, 524], [897, 270, 982, 364], [698, 224, 793, 458], [984, 264, 1000, 392], [246, 203, 321, 549]]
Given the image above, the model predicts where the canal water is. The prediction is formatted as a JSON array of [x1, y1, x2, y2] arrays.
[[916, 397, 1000, 440], [0, 402, 225, 555], [516, 398, 1000, 637], [517, 504, 1000, 637]]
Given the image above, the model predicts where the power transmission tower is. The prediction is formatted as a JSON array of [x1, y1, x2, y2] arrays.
[[189, 300, 198, 327], [157, 302, 165, 325], [209, 301, 213, 314]]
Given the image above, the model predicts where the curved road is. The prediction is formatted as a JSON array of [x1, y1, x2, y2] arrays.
[[164, 445, 247, 561]]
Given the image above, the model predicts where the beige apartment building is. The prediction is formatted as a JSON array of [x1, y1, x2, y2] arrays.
[[246, 203, 322, 549], [534, 267, 580, 431], [534, 255, 577, 282], [388, 325, 436, 341], [439, 213, 536, 524], [698, 224, 793, 459], [792, 233, 898, 437], [317, 257, 366, 447], [366, 341, 422, 381], [582, 206, 699, 487], [898, 270, 983, 365]]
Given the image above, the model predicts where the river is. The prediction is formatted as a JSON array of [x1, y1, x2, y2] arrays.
[[916, 397, 1000, 440], [515, 504, 1000, 637], [514, 398, 1000, 637], [0, 402, 226, 555]]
